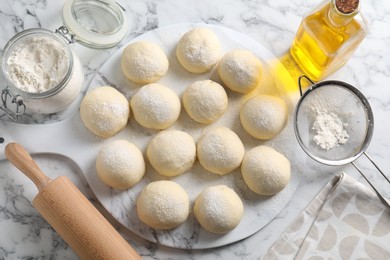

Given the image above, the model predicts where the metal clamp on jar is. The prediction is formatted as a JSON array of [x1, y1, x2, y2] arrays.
[[0, 0, 128, 122]]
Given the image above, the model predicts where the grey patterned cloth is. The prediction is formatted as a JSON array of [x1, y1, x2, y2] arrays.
[[262, 173, 390, 259]]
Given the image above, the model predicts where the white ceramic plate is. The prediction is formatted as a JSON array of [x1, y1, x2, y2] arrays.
[[0, 24, 305, 249]]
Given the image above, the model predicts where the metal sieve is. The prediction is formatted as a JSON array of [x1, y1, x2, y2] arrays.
[[293, 75, 389, 206]]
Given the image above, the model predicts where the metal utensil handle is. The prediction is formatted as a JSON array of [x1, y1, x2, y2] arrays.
[[363, 152, 390, 183], [352, 161, 390, 208], [298, 75, 315, 97]]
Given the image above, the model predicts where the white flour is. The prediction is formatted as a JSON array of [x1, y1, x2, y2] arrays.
[[312, 108, 349, 150], [6, 35, 69, 93]]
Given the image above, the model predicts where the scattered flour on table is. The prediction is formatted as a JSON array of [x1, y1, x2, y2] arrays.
[[312, 108, 349, 150]]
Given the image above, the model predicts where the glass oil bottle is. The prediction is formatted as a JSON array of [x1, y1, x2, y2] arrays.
[[290, 0, 368, 81]]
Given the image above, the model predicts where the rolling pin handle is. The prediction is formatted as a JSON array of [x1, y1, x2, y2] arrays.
[[4, 142, 51, 191]]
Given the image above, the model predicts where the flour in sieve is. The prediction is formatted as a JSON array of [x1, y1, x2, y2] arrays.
[[6, 35, 69, 93], [312, 108, 349, 150]]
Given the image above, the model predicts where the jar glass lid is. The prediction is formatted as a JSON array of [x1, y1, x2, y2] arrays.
[[62, 0, 128, 48]]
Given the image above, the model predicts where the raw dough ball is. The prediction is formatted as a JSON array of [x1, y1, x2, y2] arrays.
[[80, 86, 130, 138], [147, 130, 196, 177], [183, 80, 228, 124], [130, 83, 181, 129], [194, 185, 244, 234], [121, 41, 169, 84], [137, 181, 190, 229], [96, 140, 145, 189], [241, 146, 291, 196], [176, 28, 221, 73], [197, 127, 245, 175], [217, 49, 262, 94], [240, 95, 288, 140]]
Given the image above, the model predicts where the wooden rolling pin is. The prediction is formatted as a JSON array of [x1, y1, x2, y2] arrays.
[[4, 143, 141, 260]]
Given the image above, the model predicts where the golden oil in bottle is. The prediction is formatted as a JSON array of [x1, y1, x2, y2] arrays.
[[290, 0, 368, 81]]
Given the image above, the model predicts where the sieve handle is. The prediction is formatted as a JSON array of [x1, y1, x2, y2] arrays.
[[351, 160, 390, 208], [298, 75, 316, 97], [363, 152, 390, 183]]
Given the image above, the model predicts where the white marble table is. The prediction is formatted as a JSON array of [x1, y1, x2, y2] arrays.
[[0, 0, 389, 259]]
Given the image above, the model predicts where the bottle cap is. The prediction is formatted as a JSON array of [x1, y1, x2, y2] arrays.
[[335, 0, 359, 14]]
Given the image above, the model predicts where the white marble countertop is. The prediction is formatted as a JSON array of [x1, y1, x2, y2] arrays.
[[0, 0, 389, 259]]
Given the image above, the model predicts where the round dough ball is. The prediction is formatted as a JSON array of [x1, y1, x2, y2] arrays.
[[240, 95, 288, 140], [96, 140, 145, 189], [130, 83, 181, 129], [80, 86, 130, 138], [183, 80, 228, 124], [121, 41, 169, 84], [137, 181, 190, 229], [194, 185, 244, 234], [176, 28, 221, 73], [147, 130, 196, 177], [217, 49, 262, 94], [197, 127, 245, 175], [241, 146, 291, 196]]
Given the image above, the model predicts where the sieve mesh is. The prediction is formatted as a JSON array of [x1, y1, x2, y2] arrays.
[[294, 78, 374, 166]]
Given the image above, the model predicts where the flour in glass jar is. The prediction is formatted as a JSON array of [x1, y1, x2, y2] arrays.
[[6, 36, 69, 93], [312, 108, 349, 150]]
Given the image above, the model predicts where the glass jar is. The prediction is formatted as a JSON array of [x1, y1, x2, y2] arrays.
[[1, 29, 84, 116], [0, 0, 128, 121]]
